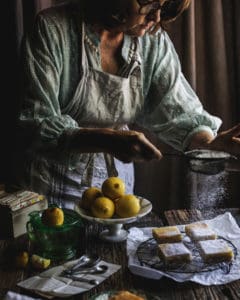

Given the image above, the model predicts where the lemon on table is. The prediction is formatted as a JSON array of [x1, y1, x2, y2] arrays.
[[115, 194, 141, 218], [81, 187, 102, 210], [31, 254, 51, 270], [91, 196, 115, 219], [15, 251, 29, 268], [101, 177, 125, 200], [41, 207, 64, 227]]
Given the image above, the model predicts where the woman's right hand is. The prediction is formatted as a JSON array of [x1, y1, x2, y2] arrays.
[[69, 128, 162, 163], [107, 130, 162, 163]]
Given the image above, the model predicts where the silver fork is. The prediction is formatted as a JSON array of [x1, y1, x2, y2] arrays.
[[66, 276, 99, 285], [63, 264, 108, 285], [65, 264, 108, 276], [62, 254, 100, 276]]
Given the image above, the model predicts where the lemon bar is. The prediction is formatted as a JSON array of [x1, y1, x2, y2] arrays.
[[185, 222, 217, 241], [158, 242, 192, 264], [152, 226, 182, 243], [198, 239, 234, 263], [109, 290, 144, 300]]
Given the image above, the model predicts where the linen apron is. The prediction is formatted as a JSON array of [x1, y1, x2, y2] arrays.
[[30, 23, 144, 209]]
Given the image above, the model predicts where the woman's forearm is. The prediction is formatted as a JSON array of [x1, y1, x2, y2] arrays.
[[187, 131, 214, 150], [62, 128, 117, 153], [59, 127, 162, 163]]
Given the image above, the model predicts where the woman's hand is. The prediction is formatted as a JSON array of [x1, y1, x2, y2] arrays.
[[68, 128, 162, 163], [108, 130, 162, 163], [188, 124, 240, 156], [206, 124, 240, 156]]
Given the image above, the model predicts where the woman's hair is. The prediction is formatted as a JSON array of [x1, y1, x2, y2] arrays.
[[81, 0, 130, 29], [81, 0, 191, 30], [160, 0, 191, 27]]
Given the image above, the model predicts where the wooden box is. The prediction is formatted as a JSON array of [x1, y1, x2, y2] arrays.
[[0, 189, 48, 239]]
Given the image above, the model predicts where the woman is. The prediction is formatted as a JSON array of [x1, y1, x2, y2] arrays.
[[13, 0, 240, 208]]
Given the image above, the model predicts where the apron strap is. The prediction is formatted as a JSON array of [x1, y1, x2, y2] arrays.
[[81, 21, 88, 74], [104, 153, 119, 177]]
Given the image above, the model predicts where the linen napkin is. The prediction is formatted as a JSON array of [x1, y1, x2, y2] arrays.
[[17, 259, 121, 298], [127, 212, 240, 285]]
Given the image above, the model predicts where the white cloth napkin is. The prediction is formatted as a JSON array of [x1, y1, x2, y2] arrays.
[[17, 260, 121, 298], [4, 291, 42, 300], [127, 212, 240, 285]]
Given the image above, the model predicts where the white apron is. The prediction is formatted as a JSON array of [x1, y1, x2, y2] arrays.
[[30, 22, 144, 209]]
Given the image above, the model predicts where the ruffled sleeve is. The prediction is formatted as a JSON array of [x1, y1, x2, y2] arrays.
[[18, 12, 80, 164], [139, 31, 222, 151]]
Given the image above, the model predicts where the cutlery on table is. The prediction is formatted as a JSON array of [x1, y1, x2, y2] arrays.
[[61, 254, 100, 276], [62, 265, 109, 285]]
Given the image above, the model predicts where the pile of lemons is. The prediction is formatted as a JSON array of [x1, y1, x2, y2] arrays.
[[80, 177, 141, 219]]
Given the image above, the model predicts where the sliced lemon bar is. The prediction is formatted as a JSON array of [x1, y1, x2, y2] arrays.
[[185, 222, 217, 241], [158, 242, 192, 264], [198, 239, 234, 263], [152, 226, 182, 243]]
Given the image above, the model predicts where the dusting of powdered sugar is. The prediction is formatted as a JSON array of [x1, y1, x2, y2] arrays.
[[186, 170, 227, 211]]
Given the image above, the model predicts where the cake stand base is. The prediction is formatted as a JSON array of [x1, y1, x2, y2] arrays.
[[99, 224, 128, 242]]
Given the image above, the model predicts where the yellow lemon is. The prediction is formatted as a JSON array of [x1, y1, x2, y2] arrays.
[[101, 177, 125, 200], [31, 254, 51, 270], [41, 207, 64, 227], [115, 194, 141, 218], [15, 251, 29, 268], [91, 196, 115, 219], [81, 187, 102, 210]]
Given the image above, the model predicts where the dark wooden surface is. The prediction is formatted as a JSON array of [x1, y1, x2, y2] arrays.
[[1, 208, 240, 299]]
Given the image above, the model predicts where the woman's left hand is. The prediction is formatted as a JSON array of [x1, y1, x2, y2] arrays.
[[207, 124, 240, 156]]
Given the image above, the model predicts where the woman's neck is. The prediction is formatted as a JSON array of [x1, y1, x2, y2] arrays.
[[100, 30, 124, 48], [90, 23, 123, 41], [89, 23, 125, 75]]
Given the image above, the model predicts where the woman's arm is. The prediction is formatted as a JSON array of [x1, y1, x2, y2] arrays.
[[188, 125, 240, 155], [60, 128, 162, 163], [187, 131, 214, 150], [19, 12, 80, 159], [139, 31, 222, 152]]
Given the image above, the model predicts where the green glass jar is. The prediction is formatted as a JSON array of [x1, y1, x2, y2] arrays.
[[26, 208, 83, 261]]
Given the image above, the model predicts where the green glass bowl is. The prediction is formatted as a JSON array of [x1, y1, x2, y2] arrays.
[[26, 208, 83, 261]]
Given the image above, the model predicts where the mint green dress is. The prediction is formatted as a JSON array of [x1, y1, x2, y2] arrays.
[[15, 3, 221, 208]]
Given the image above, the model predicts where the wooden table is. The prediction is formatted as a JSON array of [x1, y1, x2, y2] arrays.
[[1, 207, 240, 300]]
